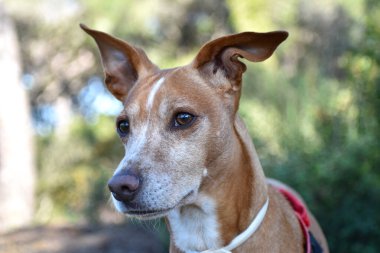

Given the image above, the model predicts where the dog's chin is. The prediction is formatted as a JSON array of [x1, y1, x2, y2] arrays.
[[112, 190, 196, 219]]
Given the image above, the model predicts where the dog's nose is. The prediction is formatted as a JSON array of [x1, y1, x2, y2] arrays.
[[108, 172, 140, 202]]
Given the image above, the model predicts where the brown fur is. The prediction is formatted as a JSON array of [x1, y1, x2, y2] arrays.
[[81, 24, 329, 252]]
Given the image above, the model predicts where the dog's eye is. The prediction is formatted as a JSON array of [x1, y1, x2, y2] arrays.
[[173, 112, 195, 128], [117, 119, 130, 136]]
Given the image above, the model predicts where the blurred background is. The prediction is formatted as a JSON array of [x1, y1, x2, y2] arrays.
[[0, 0, 379, 252]]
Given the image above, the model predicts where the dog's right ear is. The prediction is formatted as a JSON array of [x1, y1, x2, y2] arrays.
[[192, 31, 288, 92], [80, 24, 158, 101]]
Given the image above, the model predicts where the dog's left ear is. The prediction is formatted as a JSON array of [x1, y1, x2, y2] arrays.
[[192, 31, 288, 91], [80, 24, 158, 101]]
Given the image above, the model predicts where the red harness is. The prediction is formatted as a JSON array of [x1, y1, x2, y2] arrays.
[[275, 187, 312, 253]]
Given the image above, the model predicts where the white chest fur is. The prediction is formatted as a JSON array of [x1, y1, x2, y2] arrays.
[[167, 195, 222, 252]]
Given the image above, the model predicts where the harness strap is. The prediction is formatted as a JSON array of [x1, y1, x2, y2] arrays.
[[276, 187, 324, 253]]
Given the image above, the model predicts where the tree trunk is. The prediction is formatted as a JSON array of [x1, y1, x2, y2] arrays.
[[0, 2, 35, 232]]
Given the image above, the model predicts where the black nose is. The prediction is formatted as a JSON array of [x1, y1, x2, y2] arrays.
[[108, 172, 141, 202]]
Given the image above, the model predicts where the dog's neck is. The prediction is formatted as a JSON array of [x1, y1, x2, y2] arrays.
[[166, 115, 268, 252]]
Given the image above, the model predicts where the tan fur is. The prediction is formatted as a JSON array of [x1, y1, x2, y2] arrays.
[[81, 24, 329, 253]]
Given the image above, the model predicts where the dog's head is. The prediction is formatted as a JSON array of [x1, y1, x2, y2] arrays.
[[81, 24, 287, 219]]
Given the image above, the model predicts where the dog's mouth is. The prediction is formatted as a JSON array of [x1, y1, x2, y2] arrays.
[[126, 208, 173, 219], [120, 190, 195, 219]]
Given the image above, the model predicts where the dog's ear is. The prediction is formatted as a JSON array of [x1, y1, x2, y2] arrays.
[[192, 31, 288, 91], [80, 24, 158, 101]]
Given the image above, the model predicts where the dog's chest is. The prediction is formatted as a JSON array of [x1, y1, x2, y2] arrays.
[[167, 196, 222, 252]]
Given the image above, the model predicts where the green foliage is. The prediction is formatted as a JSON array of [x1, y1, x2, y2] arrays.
[[36, 116, 123, 222], [236, 1, 380, 251]]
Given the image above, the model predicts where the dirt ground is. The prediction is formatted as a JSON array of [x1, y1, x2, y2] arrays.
[[0, 223, 168, 253]]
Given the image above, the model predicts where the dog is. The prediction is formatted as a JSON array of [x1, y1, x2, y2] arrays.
[[81, 24, 329, 253]]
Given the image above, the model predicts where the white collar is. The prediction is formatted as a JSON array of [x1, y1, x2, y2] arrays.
[[198, 198, 269, 253]]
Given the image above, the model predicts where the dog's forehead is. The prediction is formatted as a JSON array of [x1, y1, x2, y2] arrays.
[[120, 73, 161, 116], [122, 67, 215, 117]]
